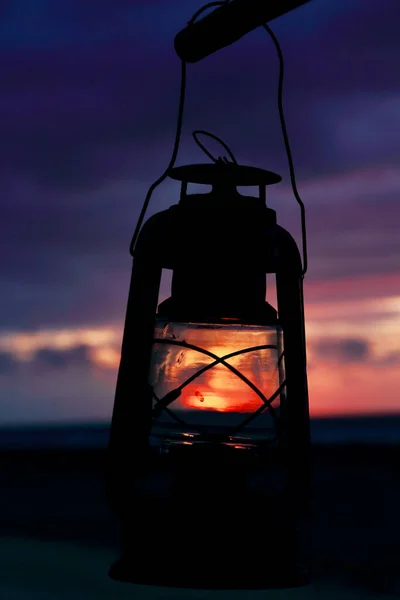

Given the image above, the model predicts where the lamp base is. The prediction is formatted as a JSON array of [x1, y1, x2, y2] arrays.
[[109, 449, 310, 590], [110, 507, 309, 591]]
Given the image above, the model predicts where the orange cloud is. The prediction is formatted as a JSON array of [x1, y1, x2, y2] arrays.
[[0, 327, 120, 360], [305, 272, 400, 304], [1, 270, 399, 420]]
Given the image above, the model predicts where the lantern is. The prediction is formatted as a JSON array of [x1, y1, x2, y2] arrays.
[[106, 161, 311, 589]]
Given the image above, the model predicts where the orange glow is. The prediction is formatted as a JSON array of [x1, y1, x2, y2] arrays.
[[180, 349, 265, 413], [90, 346, 120, 369], [150, 325, 282, 415], [182, 383, 259, 413]]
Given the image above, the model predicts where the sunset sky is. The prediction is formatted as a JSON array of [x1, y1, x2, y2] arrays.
[[0, 0, 399, 425]]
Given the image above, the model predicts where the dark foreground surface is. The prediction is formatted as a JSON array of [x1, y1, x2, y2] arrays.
[[1, 445, 400, 598]]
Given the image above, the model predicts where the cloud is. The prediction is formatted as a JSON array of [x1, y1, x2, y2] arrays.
[[304, 273, 400, 304], [374, 351, 400, 368], [0, 178, 146, 330], [0, 343, 97, 378], [325, 95, 400, 163], [313, 337, 371, 363], [0, 337, 117, 424], [275, 165, 400, 207], [33, 344, 92, 369], [0, 352, 19, 375], [0, 162, 399, 333], [273, 165, 400, 282], [0, 0, 398, 191], [0, 0, 398, 193], [0, 334, 121, 377], [13, 0, 400, 426], [312, 336, 400, 369], [0, 0, 399, 331], [0, 344, 95, 378]]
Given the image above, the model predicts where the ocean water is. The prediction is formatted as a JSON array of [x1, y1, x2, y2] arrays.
[[1, 415, 400, 450]]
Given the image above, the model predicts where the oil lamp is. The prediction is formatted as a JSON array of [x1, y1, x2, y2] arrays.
[[106, 0, 312, 589], [106, 158, 311, 589]]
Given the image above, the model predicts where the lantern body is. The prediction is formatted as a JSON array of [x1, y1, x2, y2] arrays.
[[106, 165, 310, 589]]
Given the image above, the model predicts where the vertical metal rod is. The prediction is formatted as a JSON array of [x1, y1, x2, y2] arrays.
[[259, 184, 266, 205], [180, 181, 188, 203]]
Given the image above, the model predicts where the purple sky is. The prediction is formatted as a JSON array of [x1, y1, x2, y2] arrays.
[[0, 0, 399, 424]]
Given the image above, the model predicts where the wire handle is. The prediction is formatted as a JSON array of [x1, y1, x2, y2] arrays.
[[263, 23, 308, 277]]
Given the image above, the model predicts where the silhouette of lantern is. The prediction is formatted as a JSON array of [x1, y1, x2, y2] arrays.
[[106, 160, 311, 589]]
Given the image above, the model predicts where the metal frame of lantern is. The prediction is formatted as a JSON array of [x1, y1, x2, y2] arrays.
[[106, 160, 310, 590]]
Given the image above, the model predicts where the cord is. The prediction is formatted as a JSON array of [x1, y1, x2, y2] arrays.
[[263, 23, 308, 277]]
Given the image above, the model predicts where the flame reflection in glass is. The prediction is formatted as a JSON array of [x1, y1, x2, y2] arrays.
[[149, 320, 286, 449]]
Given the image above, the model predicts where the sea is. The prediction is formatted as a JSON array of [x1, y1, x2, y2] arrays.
[[1, 415, 400, 450]]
